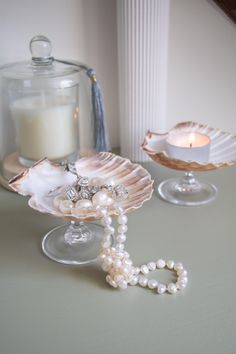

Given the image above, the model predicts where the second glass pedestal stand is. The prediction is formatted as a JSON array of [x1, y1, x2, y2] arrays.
[[158, 171, 217, 206], [42, 221, 108, 265]]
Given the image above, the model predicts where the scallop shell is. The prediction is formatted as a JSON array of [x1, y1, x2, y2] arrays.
[[9, 152, 153, 221], [141, 121, 236, 171]]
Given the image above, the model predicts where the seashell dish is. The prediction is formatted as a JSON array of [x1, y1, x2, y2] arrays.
[[142, 121, 236, 172], [9, 152, 153, 222]]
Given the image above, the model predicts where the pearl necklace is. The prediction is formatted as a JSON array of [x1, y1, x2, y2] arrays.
[[97, 206, 188, 295], [55, 168, 188, 295]]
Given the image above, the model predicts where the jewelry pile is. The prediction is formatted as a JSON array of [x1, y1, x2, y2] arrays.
[[53, 162, 128, 216], [52, 164, 188, 295]]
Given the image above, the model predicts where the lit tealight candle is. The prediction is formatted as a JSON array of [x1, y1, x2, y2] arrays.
[[166, 132, 210, 162]]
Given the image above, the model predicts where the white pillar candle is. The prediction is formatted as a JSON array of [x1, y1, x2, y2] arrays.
[[11, 95, 78, 162], [166, 132, 210, 162]]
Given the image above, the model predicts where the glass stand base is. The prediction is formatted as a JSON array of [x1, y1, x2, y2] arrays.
[[42, 222, 105, 265], [157, 172, 217, 206]]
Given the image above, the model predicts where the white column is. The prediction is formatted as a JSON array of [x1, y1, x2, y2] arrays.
[[117, 0, 170, 161]]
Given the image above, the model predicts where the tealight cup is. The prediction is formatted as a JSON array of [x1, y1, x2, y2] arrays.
[[166, 132, 210, 163]]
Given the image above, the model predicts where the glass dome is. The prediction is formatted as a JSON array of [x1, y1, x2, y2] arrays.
[[0, 35, 103, 189]]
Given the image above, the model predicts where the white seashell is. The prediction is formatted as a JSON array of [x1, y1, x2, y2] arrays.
[[8, 158, 77, 197], [9, 152, 153, 222], [142, 121, 236, 171]]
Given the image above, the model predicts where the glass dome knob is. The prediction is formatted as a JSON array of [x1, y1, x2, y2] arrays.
[[30, 35, 53, 64]]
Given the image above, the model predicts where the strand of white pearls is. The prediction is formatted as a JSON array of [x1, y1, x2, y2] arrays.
[[97, 206, 188, 295]]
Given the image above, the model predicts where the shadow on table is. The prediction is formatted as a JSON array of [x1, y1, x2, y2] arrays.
[[0, 204, 110, 290]]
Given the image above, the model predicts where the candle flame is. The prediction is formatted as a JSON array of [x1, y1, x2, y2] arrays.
[[189, 133, 195, 143], [188, 133, 195, 148]]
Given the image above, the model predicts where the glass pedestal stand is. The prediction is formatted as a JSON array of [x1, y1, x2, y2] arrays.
[[42, 221, 106, 265], [158, 172, 217, 206]]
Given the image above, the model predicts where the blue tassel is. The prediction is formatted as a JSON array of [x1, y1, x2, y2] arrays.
[[54, 59, 111, 152], [87, 68, 111, 152]]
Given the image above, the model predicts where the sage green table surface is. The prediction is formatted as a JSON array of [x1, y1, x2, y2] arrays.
[[0, 162, 235, 354]]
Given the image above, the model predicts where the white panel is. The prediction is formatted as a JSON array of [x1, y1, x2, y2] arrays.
[[117, 0, 170, 161]]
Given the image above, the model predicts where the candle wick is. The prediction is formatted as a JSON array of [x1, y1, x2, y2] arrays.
[[190, 143, 192, 148]]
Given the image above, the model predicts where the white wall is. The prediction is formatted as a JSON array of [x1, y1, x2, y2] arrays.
[[0, 0, 119, 148], [166, 0, 236, 133], [1, 0, 236, 152]]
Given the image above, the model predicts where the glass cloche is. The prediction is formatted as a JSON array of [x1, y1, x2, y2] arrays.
[[0, 35, 110, 189]]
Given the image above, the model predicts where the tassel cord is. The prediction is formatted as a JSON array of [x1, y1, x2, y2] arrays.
[[53, 58, 111, 152]]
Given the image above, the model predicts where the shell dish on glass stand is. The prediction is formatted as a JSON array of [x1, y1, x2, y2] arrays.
[[9, 152, 153, 265], [142, 121, 236, 206]]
